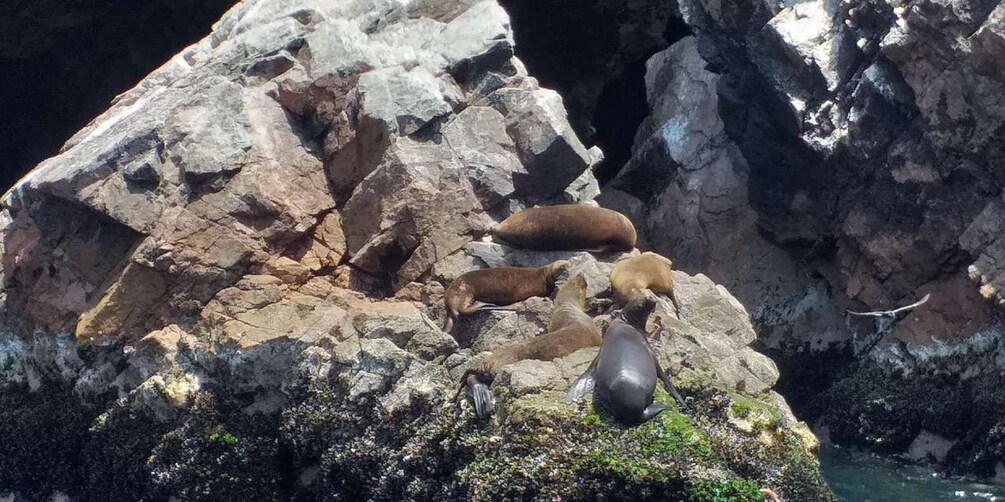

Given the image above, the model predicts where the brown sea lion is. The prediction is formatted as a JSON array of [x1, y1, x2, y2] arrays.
[[442, 260, 569, 333], [610, 252, 681, 315], [454, 274, 602, 418], [491, 204, 637, 252]]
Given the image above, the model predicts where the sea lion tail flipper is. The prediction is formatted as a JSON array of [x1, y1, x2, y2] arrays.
[[641, 403, 672, 422], [473, 301, 522, 312], [467, 375, 494, 418], [443, 315, 455, 334], [565, 358, 598, 404], [420, 310, 442, 332]]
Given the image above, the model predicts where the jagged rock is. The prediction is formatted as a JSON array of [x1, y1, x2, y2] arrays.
[[291, 211, 347, 272], [593, 0, 1004, 474], [0, 0, 835, 499], [442, 106, 521, 208], [110, 324, 190, 395], [484, 86, 594, 200]]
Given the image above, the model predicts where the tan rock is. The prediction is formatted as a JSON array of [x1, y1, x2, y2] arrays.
[[295, 212, 347, 272], [75, 262, 167, 345], [261, 257, 312, 285]]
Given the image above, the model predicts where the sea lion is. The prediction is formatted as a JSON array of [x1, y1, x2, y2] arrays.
[[610, 252, 682, 315], [566, 294, 687, 424], [491, 204, 637, 252], [442, 260, 569, 333], [454, 274, 602, 418]]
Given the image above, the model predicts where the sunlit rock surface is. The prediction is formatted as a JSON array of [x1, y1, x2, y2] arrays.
[[0, 0, 831, 500]]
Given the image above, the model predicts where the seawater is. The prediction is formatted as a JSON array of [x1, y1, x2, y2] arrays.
[[819, 444, 1005, 501]]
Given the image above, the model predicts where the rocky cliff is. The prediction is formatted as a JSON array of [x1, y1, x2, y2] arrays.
[[0, 0, 832, 500], [569, 0, 1005, 481]]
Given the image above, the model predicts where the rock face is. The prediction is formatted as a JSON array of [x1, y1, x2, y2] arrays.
[[593, 0, 1005, 477], [0, 0, 831, 500], [0, 0, 239, 195]]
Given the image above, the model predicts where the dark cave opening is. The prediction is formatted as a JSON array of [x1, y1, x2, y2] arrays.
[[591, 58, 650, 184], [0, 0, 239, 195], [499, 0, 691, 185]]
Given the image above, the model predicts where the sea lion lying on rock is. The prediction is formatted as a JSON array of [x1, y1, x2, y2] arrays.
[[491, 204, 637, 252], [455, 274, 601, 418], [442, 260, 569, 333], [566, 294, 687, 424], [610, 252, 682, 315]]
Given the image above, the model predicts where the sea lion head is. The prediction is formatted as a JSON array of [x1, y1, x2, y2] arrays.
[[622, 293, 657, 329], [555, 273, 588, 305], [546, 260, 572, 282]]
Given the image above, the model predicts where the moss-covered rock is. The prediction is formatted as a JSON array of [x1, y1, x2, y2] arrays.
[[278, 374, 834, 501], [0, 360, 835, 502]]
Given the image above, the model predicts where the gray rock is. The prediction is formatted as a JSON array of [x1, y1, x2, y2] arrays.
[[434, 1, 513, 81], [353, 301, 431, 348], [170, 78, 253, 184], [496, 359, 565, 397], [379, 363, 452, 415], [356, 65, 454, 136], [0, 0, 832, 490], [443, 106, 521, 208], [485, 87, 593, 201], [406, 328, 459, 360], [122, 150, 162, 186], [465, 311, 524, 352]]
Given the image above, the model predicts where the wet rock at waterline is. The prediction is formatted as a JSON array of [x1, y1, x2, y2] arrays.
[[0, 0, 830, 499]]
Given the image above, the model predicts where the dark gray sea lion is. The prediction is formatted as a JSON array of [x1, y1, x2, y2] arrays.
[[442, 260, 569, 333], [566, 294, 687, 424], [491, 204, 637, 252], [610, 251, 682, 316], [454, 274, 602, 418]]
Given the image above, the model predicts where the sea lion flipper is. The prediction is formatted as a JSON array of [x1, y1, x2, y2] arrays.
[[654, 362, 688, 410], [472, 301, 523, 311], [641, 403, 672, 421], [655, 367, 687, 409], [565, 357, 598, 404], [467, 375, 494, 418], [668, 291, 682, 319]]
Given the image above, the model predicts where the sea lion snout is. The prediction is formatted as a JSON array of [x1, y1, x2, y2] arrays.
[[622, 295, 657, 329], [554, 273, 589, 306]]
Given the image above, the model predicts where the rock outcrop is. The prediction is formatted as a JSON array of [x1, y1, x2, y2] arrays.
[[0, 0, 831, 500], [590, 0, 1005, 477]]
